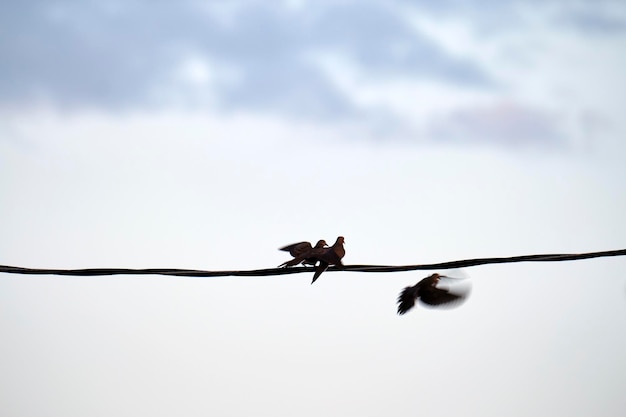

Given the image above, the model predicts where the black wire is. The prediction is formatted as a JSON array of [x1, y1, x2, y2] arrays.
[[1, 249, 624, 277]]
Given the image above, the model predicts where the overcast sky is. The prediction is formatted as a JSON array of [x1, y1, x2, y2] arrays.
[[1, 1, 626, 416]]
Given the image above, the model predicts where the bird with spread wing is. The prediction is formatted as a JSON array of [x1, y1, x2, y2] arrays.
[[397, 273, 470, 315], [279, 240, 328, 266]]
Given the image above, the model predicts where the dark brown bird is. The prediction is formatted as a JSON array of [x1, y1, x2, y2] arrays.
[[397, 273, 469, 315], [280, 236, 345, 284], [279, 240, 327, 266]]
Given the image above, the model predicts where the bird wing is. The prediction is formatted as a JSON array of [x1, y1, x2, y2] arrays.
[[279, 241, 313, 257], [279, 246, 326, 268], [419, 286, 468, 307]]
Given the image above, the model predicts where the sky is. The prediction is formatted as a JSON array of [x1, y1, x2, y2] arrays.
[[1, 1, 626, 416]]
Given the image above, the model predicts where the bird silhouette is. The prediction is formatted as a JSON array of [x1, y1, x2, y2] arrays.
[[279, 240, 327, 266], [280, 236, 345, 284], [397, 273, 469, 315]]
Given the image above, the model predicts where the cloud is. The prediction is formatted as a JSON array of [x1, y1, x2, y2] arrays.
[[428, 101, 565, 147], [554, 4, 626, 34], [0, 0, 492, 117], [1, 0, 625, 150]]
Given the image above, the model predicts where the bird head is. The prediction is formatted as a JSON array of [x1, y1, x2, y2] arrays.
[[428, 273, 447, 284]]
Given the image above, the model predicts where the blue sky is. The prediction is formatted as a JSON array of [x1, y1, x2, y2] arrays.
[[1, 1, 626, 416]]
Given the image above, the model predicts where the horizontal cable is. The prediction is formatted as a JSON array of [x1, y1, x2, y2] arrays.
[[1, 248, 624, 277]]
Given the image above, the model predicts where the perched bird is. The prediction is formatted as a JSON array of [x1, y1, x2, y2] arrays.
[[280, 236, 345, 284], [310, 236, 345, 284], [279, 240, 327, 266], [397, 273, 469, 315]]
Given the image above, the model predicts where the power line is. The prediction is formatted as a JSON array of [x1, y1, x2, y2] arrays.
[[1, 248, 624, 277]]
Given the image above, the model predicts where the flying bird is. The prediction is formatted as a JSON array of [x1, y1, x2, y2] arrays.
[[280, 236, 345, 284], [397, 273, 469, 315], [279, 240, 327, 266]]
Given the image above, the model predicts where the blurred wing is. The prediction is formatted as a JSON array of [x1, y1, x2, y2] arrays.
[[280, 246, 329, 268], [419, 286, 468, 308], [397, 286, 419, 315], [440, 269, 470, 281], [279, 242, 313, 257]]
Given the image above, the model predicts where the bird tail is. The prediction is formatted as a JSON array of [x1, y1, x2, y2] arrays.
[[397, 286, 419, 315], [311, 262, 328, 284]]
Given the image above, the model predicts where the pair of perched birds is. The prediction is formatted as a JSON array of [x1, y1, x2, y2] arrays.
[[279, 237, 469, 314], [279, 236, 345, 284]]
